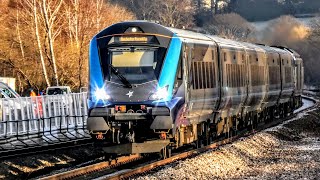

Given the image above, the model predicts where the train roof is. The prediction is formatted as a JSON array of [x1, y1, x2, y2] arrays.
[[167, 27, 284, 54], [95, 21, 295, 55]]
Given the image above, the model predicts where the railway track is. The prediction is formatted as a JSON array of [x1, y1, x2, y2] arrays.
[[0, 137, 92, 160], [41, 96, 317, 180]]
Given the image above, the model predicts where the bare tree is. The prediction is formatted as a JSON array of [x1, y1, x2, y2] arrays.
[[259, 15, 310, 45], [0, 0, 135, 91], [116, 0, 157, 20], [309, 18, 320, 43], [156, 0, 195, 28], [39, 0, 63, 86], [22, 0, 52, 87], [16, 8, 25, 59], [204, 13, 255, 40], [256, 15, 320, 85], [62, 0, 135, 88]]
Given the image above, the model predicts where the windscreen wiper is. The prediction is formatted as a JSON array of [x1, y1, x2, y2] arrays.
[[109, 64, 132, 88]]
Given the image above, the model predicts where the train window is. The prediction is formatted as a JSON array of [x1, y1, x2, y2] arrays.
[[191, 48, 195, 60], [199, 62, 204, 89], [190, 45, 215, 89], [251, 65, 265, 86], [226, 64, 229, 86], [236, 64, 240, 86], [269, 66, 280, 85], [193, 44, 211, 61], [226, 64, 245, 87], [202, 48, 206, 56], [193, 62, 199, 89], [177, 56, 182, 80], [206, 62, 212, 87], [285, 67, 292, 84], [212, 50, 215, 60], [192, 61, 215, 89], [242, 65, 246, 85]]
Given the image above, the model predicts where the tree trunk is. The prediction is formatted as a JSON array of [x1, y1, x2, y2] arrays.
[[33, 0, 51, 87], [42, 0, 59, 86], [16, 9, 25, 59]]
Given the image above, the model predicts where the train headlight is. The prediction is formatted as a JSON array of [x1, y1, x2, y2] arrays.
[[150, 86, 169, 100], [94, 88, 110, 100]]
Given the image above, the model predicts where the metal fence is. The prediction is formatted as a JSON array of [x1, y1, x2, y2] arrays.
[[0, 93, 90, 152]]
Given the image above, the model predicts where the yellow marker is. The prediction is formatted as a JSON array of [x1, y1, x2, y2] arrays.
[[119, 36, 148, 42]]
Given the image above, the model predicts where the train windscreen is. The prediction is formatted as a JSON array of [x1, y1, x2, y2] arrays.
[[108, 47, 159, 84]]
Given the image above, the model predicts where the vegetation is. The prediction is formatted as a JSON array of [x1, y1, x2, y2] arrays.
[[0, 0, 134, 92], [255, 15, 319, 85], [0, 0, 320, 92], [203, 13, 255, 41], [112, 0, 195, 28]]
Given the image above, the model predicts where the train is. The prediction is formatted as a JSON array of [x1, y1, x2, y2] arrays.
[[87, 21, 304, 158]]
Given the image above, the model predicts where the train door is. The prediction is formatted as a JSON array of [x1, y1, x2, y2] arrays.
[[281, 54, 295, 102], [183, 43, 192, 114], [242, 51, 250, 114], [184, 43, 219, 124], [187, 43, 206, 122], [202, 44, 219, 118]]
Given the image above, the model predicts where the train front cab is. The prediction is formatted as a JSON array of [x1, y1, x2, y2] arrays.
[[87, 22, 186, 155]]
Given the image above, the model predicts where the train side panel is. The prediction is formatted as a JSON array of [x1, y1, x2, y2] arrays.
[[243, 49, 268, 115]]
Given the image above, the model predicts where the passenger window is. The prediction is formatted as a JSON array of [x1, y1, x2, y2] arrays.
[[212, 50, 215, 60], [191, 48, 195, 60], [193, 44, 211, 61], [191, 44, 216, 90], [251, 65, 265, 86], [177, 57, 182, 80], [226, 64, 246, 87], [191, 61, 216, 89]]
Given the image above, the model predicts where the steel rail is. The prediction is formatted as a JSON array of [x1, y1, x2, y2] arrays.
[[105, 96, 318, 180], [0, 137, 92, 160], [41, 96, 317, 180], [40, 154, 142, 180]]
